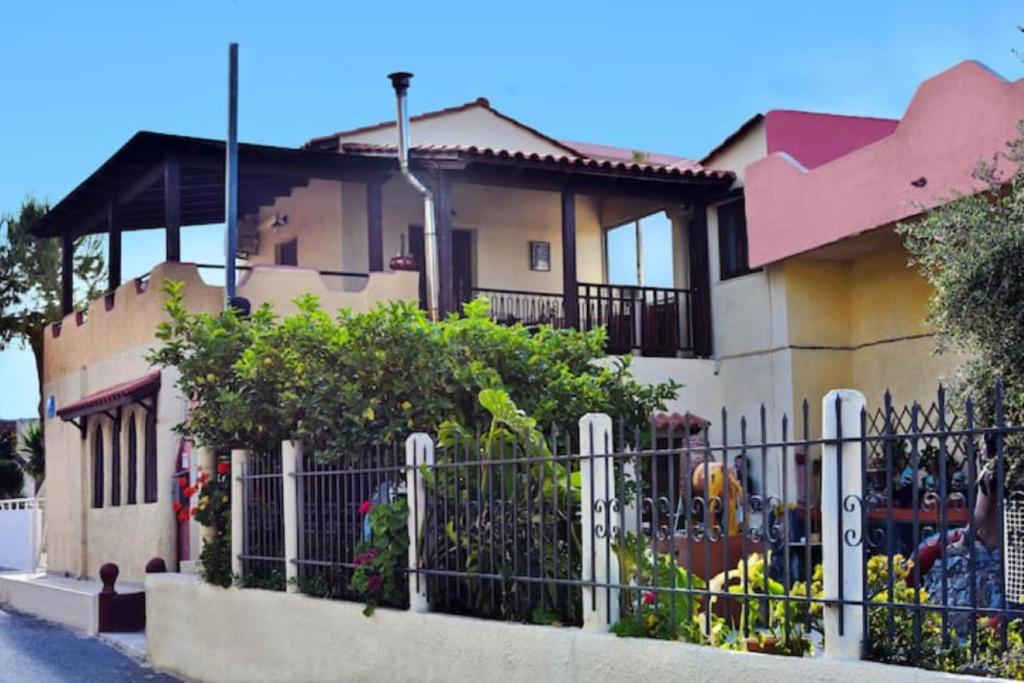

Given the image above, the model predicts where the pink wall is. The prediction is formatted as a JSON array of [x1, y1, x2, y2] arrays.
[[745, 61, 1024, 267], [765, 110, 897, 170]]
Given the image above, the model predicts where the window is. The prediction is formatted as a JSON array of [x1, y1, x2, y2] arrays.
[[275, 238, 298, 266], [144, 408, 158, 503], [110, 417, 121, 506], [126, 416, 137, 505], [717, 200, 758, 280], [92, 426, 104, 508]]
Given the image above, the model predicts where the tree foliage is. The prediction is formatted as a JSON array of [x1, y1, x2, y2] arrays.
[[897, 124, 1024, 487], [0, 197, 106, 418], [148, 281, 679, 460]]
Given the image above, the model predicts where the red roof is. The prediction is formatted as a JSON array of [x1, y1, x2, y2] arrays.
[[337, 142, 733, 181], [562, 140, 702, 172], [57, 371, 161, 421]]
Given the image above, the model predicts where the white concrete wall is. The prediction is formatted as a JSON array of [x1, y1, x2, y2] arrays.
[[146, 573, 974, 683]]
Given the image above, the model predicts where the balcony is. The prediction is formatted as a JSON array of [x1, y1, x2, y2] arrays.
[[471, 282, 696, 357]]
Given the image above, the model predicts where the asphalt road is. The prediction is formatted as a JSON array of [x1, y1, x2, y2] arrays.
[[0, 608, 178, 682]]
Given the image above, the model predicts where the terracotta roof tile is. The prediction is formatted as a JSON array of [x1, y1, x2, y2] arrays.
[[57, 371, 161, 421], [337, 142, 734, 181]]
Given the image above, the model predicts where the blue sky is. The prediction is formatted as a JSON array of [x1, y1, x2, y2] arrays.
[[1, 1, 1021, 418]]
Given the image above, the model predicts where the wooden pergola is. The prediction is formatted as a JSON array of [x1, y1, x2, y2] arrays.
[[31, 131, 734, 357]]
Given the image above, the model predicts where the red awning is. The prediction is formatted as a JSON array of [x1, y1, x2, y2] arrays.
[[57, 371, 161, 422]]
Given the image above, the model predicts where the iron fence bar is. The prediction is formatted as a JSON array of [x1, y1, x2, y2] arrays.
[[910, 403, 922, 660]]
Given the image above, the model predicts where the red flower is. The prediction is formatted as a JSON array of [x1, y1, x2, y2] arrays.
[[176, 510, 189, 523], [359, 500, 373, 516], [171, 502, 182, 512], [217, 462, 230, 475], [354, 554, 367, 566], [642, 591, 655, 605], [198, 472, 210, 485], [183, 485, 198, 498], [367, 575, 383, 593], [178, 476, 188, 489], [190, 508, 198, 518]]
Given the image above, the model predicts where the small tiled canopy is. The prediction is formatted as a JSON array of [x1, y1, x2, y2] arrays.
[[57, 371, 161, 423]]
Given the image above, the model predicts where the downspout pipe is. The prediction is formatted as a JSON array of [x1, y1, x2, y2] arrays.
[[388, 71, 440, 322]]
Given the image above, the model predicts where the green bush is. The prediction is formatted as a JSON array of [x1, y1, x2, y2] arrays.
[[0, 458, 24, 499], [149, 282, 678, 462]]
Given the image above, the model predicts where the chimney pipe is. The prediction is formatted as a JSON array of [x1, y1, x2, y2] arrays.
[[388, 71, 440, 321]]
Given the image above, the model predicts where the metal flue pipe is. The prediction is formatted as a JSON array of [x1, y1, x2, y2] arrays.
[[224, 43, 239, 308], [387, 71, 440, 322]]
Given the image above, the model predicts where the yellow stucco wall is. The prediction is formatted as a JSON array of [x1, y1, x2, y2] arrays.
[[249, 174, 647, 296], [783, 234, 962, 431], [42, 262, 417, 581]]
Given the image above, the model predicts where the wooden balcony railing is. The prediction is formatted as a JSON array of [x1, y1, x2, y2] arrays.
[[470, 282, 696, 357]]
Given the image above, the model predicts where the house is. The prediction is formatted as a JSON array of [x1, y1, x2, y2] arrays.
[[24, 60, 1022, 582]]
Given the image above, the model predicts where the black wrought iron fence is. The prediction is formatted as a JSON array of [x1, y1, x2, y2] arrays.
[[236, 382, 1024, 676], [293, 444, 405, 601], [237, 450, 286, 588]]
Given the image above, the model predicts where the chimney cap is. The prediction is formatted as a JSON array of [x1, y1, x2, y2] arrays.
[[388, 72, 414, 96]]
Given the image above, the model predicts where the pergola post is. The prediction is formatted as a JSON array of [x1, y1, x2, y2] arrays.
[[366, 177, 384, 272], [60, 233, 74, 317], [561, 191, 579, 328], [107, 202, 121, 293], [687, 201, 712, 357], [435, 172, 455, 316], [164, 157, 181, 262]]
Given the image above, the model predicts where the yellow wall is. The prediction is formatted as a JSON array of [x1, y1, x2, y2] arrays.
[[783, 234, 962, 432], [249, 175, 653, 296]]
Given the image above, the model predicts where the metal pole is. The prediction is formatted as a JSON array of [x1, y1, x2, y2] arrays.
[[224, 42, 239, 306], [634, 219, 644, 286]]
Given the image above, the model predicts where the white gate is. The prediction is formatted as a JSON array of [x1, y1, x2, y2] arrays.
[[0, 498, 41, 571]]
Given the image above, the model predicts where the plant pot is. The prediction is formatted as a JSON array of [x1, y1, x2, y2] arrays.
[[744, 635, 778, 654], [389, 255, 417, 271]]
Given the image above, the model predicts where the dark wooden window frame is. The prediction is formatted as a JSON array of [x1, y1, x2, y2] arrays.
[[126, 413, 138, 505], [717, 199, 760, 281], [110, 411, 121, 506], [275, 237, 298, 267], [144, 406, 158, 503], [92, 424, 104, 509]]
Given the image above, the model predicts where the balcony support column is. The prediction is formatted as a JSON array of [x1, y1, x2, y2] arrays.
[[435, 172, 455, 316], [561, 191, 579, 328], [164, 157, 181, 262], [687, 201, 712, 357], [366, 176, 384, 272], [107, 202, 121, 293]]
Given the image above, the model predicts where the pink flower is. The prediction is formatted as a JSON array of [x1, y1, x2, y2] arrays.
[[354, 554, 367, 566], [642, 591, 655, 605], [358, 500, 373, 516], [367, 548, 379, 560], [367, 575, 383, 593]]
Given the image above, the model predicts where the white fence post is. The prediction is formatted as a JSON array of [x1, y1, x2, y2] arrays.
[[195, 447, 216, 556], [282, 440, 301, 593], [405, 433, 434, 613], [230, 448, 251, 583], [579, 412, 620, 631], [821, 389, 866, 660]]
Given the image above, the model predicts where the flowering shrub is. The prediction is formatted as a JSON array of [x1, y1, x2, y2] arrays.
[[349, 498, 409, 616], [172, 458, 233, 587]]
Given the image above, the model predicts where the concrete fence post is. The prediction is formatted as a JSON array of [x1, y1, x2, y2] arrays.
[[405, 433, 434, 613], [281, 440, 301, 593], [579, 412, 620, 631], [230, 448, 250, 583], [821, 389, 866, 660], [196, 447, 216, 552]]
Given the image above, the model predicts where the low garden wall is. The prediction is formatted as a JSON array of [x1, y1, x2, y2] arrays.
[[145, 573, 980, 683]]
